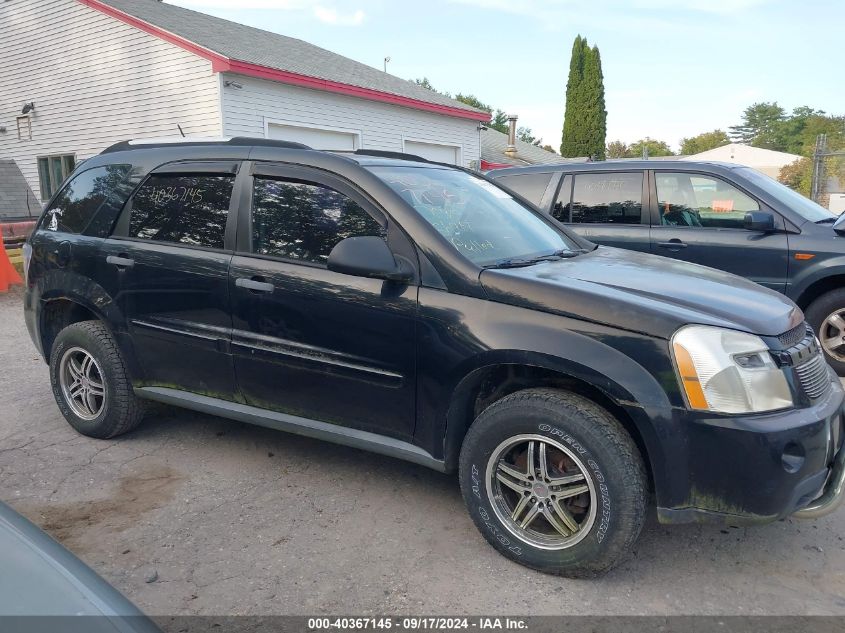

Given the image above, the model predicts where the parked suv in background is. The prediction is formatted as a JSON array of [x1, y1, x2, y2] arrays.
[[489, 162, 845, 374], [23, 139, 845, 577]]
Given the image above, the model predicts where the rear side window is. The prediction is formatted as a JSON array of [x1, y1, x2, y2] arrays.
[[566, 172, 643, 224], [128, 174, 235, 249], [252, 177, 385, 265], [41, 165, 134, 235], [493, 173, 553, 206]]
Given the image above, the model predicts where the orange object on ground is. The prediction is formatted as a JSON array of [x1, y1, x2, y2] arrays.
[[0, 243, 23, 292]]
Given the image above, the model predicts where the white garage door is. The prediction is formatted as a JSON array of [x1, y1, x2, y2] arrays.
[[404, 140, 460, 165], [267, 123, 357, 151]]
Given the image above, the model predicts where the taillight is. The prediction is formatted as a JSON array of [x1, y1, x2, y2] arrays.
[[22, 242, 32, 284]]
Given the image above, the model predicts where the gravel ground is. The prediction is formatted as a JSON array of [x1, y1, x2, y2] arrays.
[[1, 287, 844, 617]]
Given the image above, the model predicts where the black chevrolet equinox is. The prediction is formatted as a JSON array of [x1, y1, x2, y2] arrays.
[[23, 138, 845, 577]]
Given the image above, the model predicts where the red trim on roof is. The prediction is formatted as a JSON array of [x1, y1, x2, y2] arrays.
[[77, 0, 490, 122], [481, 160, 516, 171]]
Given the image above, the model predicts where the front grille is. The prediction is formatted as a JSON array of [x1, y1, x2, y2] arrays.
[[795, 353, 832, 400], [778, 322, 809, 348]]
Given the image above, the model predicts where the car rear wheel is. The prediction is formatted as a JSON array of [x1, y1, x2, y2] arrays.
[[458, 388, 648, 577], [805, 289, 845, 376], [49, 321, 145, 438]]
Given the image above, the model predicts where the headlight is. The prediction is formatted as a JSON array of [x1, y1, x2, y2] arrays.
[[671, 325, 793, 414]]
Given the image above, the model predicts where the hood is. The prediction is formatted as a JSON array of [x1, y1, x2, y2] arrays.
[[480, 247, 803, 339]]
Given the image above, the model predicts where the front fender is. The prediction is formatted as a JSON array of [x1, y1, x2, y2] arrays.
[[416, 289, 680, 495], [788, 258, 845, 305]]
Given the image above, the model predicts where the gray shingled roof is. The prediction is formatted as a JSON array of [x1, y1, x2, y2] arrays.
[[481, 128, 587, 166], [99, 0, 487, 117], [0, 160, 39, 222]]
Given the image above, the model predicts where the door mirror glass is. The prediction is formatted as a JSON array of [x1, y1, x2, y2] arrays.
[[744, 211, 775, 232], [327, 236, 411, 281]]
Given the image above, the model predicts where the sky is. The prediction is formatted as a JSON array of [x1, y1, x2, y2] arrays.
[[167, 0, 844, 152]]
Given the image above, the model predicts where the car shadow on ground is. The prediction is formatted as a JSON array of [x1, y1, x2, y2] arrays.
[[126, 404, 840, 589]]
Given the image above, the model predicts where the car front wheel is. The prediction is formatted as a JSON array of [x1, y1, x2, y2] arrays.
[[458, 388, 648, 577], [805, 289, 845, 376]]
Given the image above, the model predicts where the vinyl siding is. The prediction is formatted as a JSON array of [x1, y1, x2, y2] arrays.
[[221, 75, 481, 167], [0, 0, 222, 200]]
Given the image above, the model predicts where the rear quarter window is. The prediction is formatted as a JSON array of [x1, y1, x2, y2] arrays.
[[40, 164, 136, 236], [492, 172, 553, 206]]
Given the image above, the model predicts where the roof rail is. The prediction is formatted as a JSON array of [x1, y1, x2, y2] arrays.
[[101, 136, 312, 154], [352, 149, 429, 163]]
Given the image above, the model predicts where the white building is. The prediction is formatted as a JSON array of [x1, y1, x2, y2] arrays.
[[682, 143, 802, 179], [0, 0, 489, 202]]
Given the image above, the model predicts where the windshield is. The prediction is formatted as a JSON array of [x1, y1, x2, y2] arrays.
[[737, 167, 836, 223], [369, 166, 578, 266]]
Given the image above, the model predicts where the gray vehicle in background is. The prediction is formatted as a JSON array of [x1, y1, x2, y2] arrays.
[[488, 161, 845, 374], [0, 500, 160, 633]]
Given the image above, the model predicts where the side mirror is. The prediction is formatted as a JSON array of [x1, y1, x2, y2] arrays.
[[744, 211, 775, 232], [327, 236, 412, 282]]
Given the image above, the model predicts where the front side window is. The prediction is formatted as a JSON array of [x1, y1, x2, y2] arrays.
[[42, 164, 134, 235], [369, 165, 577, 266], [252, 178, 385, 265], [568, 172, 643, 224], [129, 174, 234, 249], [38, 154, 76, 200], [656, 172, 759, 229]]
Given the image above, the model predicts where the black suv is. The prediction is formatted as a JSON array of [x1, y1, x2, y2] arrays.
[[489, 161, 845, 374], [23, 139, 845, 577]]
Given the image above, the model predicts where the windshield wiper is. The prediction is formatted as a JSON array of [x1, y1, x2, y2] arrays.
[[483, 249, 587, 269]]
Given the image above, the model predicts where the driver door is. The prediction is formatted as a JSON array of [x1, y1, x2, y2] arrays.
[[228, 163, 419, 441]]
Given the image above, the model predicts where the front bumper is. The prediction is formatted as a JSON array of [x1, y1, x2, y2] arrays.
[[657, 373, 845, 525]]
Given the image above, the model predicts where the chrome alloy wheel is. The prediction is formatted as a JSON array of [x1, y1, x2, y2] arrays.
[[820, 310, 845, 362], [486, 434, 597, 550], [59, 347, 106, 420]]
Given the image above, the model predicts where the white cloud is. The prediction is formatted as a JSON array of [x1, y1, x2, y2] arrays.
[[313, 6, 366, 25]]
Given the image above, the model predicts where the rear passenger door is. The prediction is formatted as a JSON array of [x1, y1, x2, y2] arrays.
[[100, 162, 241, 399], [551, 171, 651, 253], [649, 171, 789, 292]]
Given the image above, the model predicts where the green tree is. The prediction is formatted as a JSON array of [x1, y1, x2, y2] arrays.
[[679, 129, 730, 155], [412, 79, 548, 146], [729, 102, 786, 147], [454, 93, 492, 113], [413, 77, 437, 92], [627, 138, 675, 158], [778, 157, 813, 196], [561, 36, 607, 159], [605, 140, 628, 159]]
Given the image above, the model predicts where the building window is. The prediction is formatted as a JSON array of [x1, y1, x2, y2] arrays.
[[37, 154, 76, 201]]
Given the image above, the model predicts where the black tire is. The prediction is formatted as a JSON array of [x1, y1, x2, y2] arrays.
[[805, 288, 845, 376], [458, 388, 648, 578], [49, 320, 145, 439]]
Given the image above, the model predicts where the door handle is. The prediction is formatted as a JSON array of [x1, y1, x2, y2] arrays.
[[657, 240, 688, 251], [236, 277, 274, 293], [106, 255, 135, 268]]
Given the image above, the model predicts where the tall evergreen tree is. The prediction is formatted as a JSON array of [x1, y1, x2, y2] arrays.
[[561, 36, 585, 157], [561, 36, 607, 159]]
